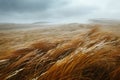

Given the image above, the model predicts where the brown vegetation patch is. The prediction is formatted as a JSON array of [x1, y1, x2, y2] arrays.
[[0, 27, 120, 80]]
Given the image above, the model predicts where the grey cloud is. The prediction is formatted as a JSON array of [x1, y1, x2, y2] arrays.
[[0, 0, 95, 21], [0, 0, 119, 23], [0, 0, 70, 23], [56, 6, 97, 18], [0, 0, 56, 13]]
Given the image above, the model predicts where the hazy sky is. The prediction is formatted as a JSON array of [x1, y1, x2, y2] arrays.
[[0, 0, 120, 23]]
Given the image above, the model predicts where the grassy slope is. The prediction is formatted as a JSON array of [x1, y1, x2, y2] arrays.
[[0, 23, 120, 80], [0, 24, 90, 57]]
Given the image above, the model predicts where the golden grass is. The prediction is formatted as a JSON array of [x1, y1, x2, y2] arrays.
[[0, 25, 120, 80]]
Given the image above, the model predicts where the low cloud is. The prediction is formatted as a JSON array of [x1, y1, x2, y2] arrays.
[[0, 0, 120, 23]]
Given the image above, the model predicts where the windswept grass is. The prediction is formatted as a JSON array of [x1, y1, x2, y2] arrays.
[[0, 25, 120, 80]]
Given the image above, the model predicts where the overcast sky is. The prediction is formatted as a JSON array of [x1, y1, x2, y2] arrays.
[[0, 0, 120, 23]]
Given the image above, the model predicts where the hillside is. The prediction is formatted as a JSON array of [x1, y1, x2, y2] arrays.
[[0, 23, 120, 80]]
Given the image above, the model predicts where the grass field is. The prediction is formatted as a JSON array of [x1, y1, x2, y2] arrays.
[[0, 23, 120, 80]]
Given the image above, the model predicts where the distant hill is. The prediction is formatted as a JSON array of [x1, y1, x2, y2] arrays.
[[90, 19, 120, 24], [32, 21, 50, 24]]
